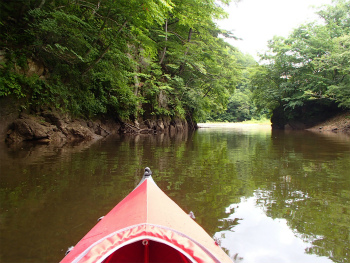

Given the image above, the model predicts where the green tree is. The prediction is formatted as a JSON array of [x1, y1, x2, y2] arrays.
[[250, 0, 350, 126], [207, 52, 268, 122], [313, 34, 350, 108], [0, 0, 240, 124]]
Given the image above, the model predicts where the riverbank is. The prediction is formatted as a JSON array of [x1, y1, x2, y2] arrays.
[[2, 112, 190, 144], [199, 113, 350, 134], [307, 111, 350, 134], [198, 119, 271, 129], [198, 122, 271, 129], [0, 97, 191, 144]]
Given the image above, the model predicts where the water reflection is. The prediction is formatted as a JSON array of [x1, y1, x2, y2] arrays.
[[0, 125, 349, 263], [216, 192, 333, 263]]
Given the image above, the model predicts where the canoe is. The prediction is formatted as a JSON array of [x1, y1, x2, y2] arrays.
[[60, 167, 232, 263]]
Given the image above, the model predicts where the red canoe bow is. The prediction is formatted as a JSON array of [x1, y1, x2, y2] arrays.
[[60, 167, 232, 263]]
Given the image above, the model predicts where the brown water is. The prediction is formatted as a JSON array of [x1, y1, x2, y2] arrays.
[[0, 124, 349, 263]]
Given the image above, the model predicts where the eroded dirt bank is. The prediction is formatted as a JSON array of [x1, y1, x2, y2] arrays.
[[2, 112, 190, 145], [198, 112, 350, 135], [0, 98, 191, 145], [307, 112, 350, 134]]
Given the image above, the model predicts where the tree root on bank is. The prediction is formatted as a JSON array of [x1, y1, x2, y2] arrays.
[[123, 123, 156, 134]]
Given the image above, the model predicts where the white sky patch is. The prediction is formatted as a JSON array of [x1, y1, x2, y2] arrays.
[[217, 0, 333, 60], [215, 195, 333, 263]]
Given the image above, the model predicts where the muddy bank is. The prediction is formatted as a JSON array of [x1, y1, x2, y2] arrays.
[[0, 98, 192, 144], [4, 111, 120, 145], [307, 112, 350, 134], [270, 102, 342, 130], [198, 112, 350, 135]]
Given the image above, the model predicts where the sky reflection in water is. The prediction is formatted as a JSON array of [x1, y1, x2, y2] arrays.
[[216, 192, 333, 263]]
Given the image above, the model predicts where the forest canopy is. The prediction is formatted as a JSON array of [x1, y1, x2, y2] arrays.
[[0, 0, 242, 123], [1, 0, 349, 126]]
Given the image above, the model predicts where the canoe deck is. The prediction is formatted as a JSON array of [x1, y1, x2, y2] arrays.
[[60, 169, 232, 263]]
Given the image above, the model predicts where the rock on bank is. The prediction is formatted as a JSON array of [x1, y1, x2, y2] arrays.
[[0, 99, 193, 144], [3, 111, 121, 144]]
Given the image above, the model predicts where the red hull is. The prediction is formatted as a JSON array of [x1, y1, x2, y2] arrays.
[[60, 169, 232, 263]]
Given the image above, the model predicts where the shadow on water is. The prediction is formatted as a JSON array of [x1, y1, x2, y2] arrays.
[[0, 126, 349, 263]]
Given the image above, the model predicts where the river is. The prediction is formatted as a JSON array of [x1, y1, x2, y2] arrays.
[[0, 124, 349, 263]]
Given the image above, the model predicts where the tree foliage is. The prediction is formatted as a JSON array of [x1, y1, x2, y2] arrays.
[[0, 0, 241, 122], [207, 52, 269, 122], [250, 0, 350, 122]]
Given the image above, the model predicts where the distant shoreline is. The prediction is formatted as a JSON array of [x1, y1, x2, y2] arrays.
[[197, 122, 271, 129]]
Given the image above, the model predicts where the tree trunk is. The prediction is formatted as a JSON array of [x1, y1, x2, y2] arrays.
[[178, 28, 193, 75], [134, 72, 140, 96], [159, 19, 168, 65], [91, 0, 101, 16], [38, 0, 46, 9]]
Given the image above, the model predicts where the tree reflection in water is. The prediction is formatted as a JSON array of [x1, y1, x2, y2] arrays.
[[0, 126, 349, 263]]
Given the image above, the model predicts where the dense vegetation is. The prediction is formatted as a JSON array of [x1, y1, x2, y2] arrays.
[[0, 0, 243, 124], [249, 0, 350, 127], [206, 52, 268, 122], [210, 0, 350, 124], [1, 0, 349, 126]]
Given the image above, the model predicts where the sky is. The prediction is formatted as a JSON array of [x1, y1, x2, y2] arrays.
[[214, 194, 333, 263], [217, 0, 334, 60]]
